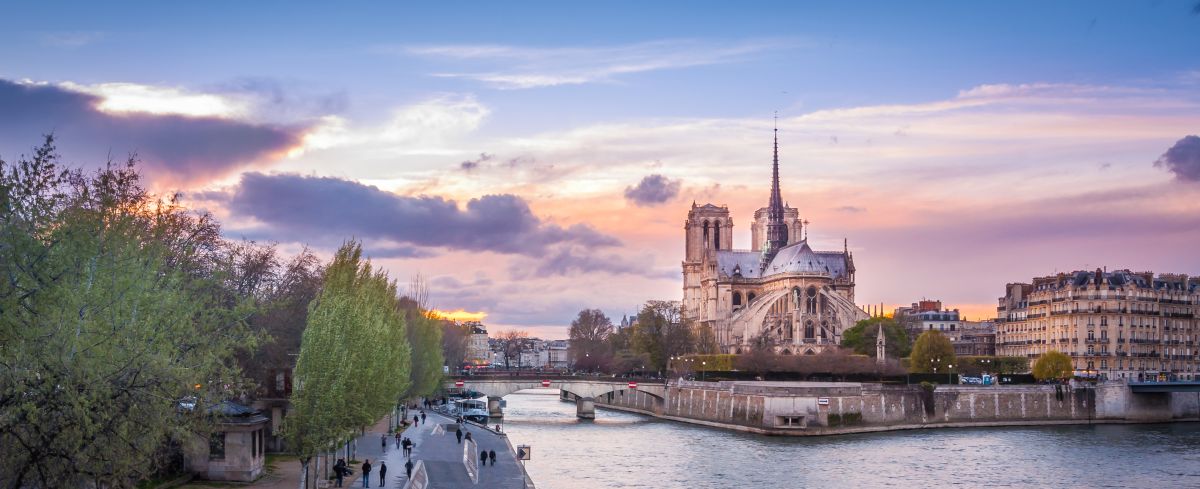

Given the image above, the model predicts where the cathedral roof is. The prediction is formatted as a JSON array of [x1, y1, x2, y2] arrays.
[[716, 250, 764, 278], [714, 241, 851, 280]]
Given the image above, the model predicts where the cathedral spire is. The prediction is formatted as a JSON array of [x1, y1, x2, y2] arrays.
[[765, 113, 788, 257]]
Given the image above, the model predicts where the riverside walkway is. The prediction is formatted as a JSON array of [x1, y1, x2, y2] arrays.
[[361, 410, 530, 488]]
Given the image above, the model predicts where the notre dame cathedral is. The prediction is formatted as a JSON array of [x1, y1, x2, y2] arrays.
[[681, 129, 867, 354]]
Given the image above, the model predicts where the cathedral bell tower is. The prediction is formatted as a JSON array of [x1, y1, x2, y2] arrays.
[[682, 202, 732, 321]]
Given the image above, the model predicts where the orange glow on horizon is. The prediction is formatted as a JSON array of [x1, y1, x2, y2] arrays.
[[430, 309, 488, 322]]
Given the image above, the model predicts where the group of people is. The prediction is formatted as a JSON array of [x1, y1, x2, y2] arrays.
[[454, 427, 474, 444], [333, 458, 388, 488], [335, 398, 512, 489]]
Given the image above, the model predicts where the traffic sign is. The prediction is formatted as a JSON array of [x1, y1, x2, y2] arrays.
[[516, 445, 531, 460], [455, 380, 464, 387], [628, 381, 638, 389], [541, 379, 551, 387]]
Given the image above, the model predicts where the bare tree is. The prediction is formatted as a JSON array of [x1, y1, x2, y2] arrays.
[[569, 309, 613, 372], [497, 330, 530, 370]]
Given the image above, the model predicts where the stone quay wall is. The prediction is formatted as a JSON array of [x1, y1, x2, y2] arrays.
[[592, 380, 1200, 436]]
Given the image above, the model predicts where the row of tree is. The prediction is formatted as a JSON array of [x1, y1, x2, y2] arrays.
[[0, 137, 446, 488], [568, 301, 719, 375], [566, 306, 1061, 381]]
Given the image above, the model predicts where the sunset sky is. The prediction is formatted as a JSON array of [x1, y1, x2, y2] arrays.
[[3, 2, 1199, 338]]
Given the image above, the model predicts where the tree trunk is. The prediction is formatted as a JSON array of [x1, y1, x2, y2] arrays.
[[297, 457, 310, 489]]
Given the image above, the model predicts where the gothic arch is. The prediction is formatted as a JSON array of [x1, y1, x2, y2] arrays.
[[732, 291, 742, 308], [713, 224, 721, 250], [748, 292, 757, 303]]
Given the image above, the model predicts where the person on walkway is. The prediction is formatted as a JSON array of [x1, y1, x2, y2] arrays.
[[464, 431, 472, 442], [420, 411, 426, 424], [413, 414, 419, 426], [395, 431, 402, 449], [381, 434, 387, 450], [379, 461, 387, 486], [361, 459, 372, 488], [455, 429, 463, 444], [405, 459, 414, 478], [489, 449, 496, 466], [480, 450, 488, 467], [334, 458, 347, 487]]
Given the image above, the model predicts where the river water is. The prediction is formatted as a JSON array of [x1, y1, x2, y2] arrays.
[[495, 389, 1200, 489]]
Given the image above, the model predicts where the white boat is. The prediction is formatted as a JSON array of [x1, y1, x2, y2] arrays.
[[453, 397, 489, 424]]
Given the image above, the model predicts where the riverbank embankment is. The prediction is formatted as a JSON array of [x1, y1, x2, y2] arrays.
[[590, 380, 1200, 436]]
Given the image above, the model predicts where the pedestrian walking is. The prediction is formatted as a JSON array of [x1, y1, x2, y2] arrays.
[[480, 450, 488, 467], [381, 434, 387, 450], [405, 459, 414, 478], [413, 414, 419, 426], [421, 411, 427, 424], [464, 431, 472, 442], [395, 432, 402, 449], [379, 461, 387, 486], [489, 449, 496, 466], [334, 458, 347, 487], [455, 429, 463, 444], [361, 459, 372, 488]]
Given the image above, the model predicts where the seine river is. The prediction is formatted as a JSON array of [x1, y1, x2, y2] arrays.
[[495, 389, 1200, 489]]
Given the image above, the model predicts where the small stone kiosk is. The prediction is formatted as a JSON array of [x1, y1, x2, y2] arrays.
[[184, 401, 269, 482]]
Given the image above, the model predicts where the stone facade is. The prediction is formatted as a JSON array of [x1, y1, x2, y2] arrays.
[[996, 269, 1200, 381], [466, 321, 489, 366], [594, 380, 1200, 436], [184, 403, 269, 482], [681, 132, 866, 355]]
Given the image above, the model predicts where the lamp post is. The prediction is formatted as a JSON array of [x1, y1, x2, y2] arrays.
[[948, 364, 954, 384], [701, 361, 707, 382]]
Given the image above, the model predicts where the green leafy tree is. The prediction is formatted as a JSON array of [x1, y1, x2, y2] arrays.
[[1032, 350, 1074, 381], [284, 241, 411, 489], [0, 136, 258, 487], [841, 317, 912, 359], [909, 330, 956, 373]]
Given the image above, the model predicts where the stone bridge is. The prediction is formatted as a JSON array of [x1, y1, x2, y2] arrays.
[[447, 376, 666, 419]]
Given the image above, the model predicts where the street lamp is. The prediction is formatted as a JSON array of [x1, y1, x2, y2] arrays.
[[947, 364, 954, 384], [701, 361, 707, 382]]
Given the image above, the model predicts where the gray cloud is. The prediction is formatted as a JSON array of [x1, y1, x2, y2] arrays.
[[225, 172, 620, 255], [835, 205, 866, 213], [508, 245, 677, 280], [624, 174, 681, 206], [0, 79, 305, 183], [460, 152, 493, 172], [1155, 135, 1200, 182]]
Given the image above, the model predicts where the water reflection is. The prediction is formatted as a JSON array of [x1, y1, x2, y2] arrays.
[[497, 388, 1200, 489]]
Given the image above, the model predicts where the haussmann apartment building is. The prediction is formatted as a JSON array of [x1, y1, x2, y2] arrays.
[[996, 269, 1199, 381]]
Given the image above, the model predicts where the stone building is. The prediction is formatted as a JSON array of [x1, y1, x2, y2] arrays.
[[896, 301, 995, 356], [996, 269, 1200, 381], [184, 402, 269, 482], [465, 321, 490, 366], [681, 129, 867, 354], [948, 320, 996, 356]]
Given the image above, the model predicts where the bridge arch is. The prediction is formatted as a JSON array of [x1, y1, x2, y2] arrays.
[[447, 378, 666, 419]]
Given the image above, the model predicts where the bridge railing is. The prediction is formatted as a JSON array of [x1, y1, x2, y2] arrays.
[[450, 373, 665, 383]]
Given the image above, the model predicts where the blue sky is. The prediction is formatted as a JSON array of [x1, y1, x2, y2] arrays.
[[2, 1, 1198, 336]]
